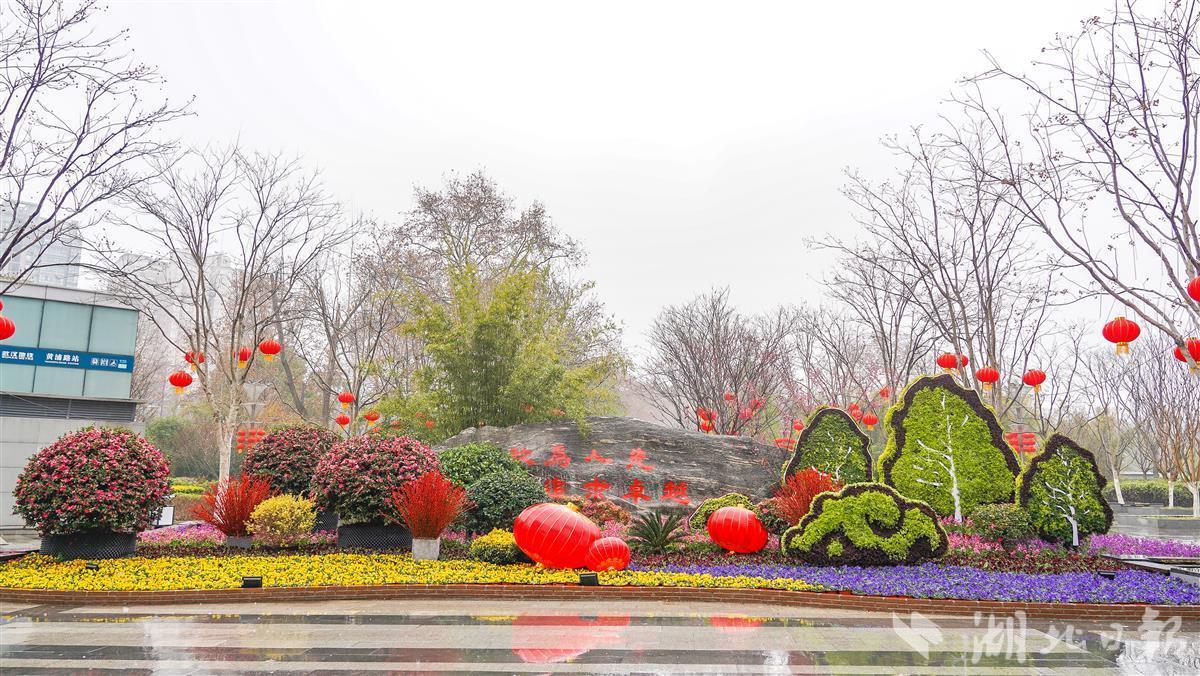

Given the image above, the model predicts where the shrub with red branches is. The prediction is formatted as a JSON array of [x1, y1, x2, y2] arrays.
[[193, 475, 275, 536], [386, 471, 469, 538], [772, 467, 843, 526]]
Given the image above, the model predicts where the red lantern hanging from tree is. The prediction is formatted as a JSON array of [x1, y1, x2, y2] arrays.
[[1102, 316, 1141, 355], [861, 412, 878, 430], [335, 413, 351, 429], [1022, 369, 1047, 392], [1173, 337, 1200, 374], [184, 350, 205, 371], [584, 537, 631, 572], [699, 419, 714, 432], [723, 391, 736, 402], [514, 503, 600, 568], [792, 419, 805, 432], [258, 338, 282, 362], [935, 353, 958, 372], [168, 370, 193, 395], [706, 506, 768, 554], [878, 387, 890, 399], [338, 390, 355, 409], [1188, 276, 1200, 303], [0, 315, 14, 341], [237, 346, 252, 368], [975, 366, 1000, 391], [362, 409, 381, 426], [959, 354, 970, 368]]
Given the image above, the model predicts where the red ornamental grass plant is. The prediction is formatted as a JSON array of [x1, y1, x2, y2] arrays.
[[387, 471, 469, 538], [192, 475, 275, 537], [773, 467, 843, 526]]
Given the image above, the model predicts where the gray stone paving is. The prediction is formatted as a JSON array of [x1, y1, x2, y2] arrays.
[[2, 599, 1199, 674]]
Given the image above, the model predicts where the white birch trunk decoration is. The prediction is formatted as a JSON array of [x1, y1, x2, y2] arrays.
[[1109, 461, 1124, 505], [912, 393, 964, 521], [1043, 456, 1081, 547]]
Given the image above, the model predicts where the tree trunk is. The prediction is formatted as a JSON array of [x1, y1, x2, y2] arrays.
[[1189, 484, 1200, 519], [1109, 463, 1125, 505], [217, 426, 233, 481], [1168, 477, 1176, 508]]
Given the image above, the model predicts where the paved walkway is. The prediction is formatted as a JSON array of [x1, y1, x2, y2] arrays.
[[2, 598, 1198, 674]]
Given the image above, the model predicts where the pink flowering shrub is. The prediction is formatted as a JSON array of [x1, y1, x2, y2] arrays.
[[242, 424, 340, 496], [310, 434, 439, 524], [14, 427, 170, 535], [137, 522, 226, 548]]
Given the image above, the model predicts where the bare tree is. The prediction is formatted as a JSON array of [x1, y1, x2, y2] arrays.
[[1126, 335, 1200, 514], [89, 145, 347, 480], [642, 288, 793, 436], [964, 0, 1200, 352], [1077, 351, 1138, 504], [1, 0, 188, 290]]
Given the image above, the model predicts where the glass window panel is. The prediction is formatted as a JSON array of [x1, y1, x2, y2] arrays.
[[83, 370, 132, 399], [38, 301, 91, 351], [0, 364, 35, 392], [32, 366, 84, 396], [88, 307, 138, 355], [0, 296, 43, 346]]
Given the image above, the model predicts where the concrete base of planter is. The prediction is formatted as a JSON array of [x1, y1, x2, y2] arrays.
[[41, 531, 136, 560], [226, 536, 253, 549], [336, 523, 412, 551], [411, 538, 440, 561]]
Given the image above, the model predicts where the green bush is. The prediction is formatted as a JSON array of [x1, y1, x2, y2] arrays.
[[1018, 435, 1113, 547], [1104, 479, 1195, 507], [438, 442, 524, 488], [967, 503, 1035, 549], [469, 529, 528, 564], [782, 408, 871, 484], [781, 483, 948, 565], [877, 374, 1020, 520], [628, 510, 686, 554], [688, 493, 754, 531], [755, 498, 790, 535], [248, 495, 317, 544], [462, 470, 546, 534]]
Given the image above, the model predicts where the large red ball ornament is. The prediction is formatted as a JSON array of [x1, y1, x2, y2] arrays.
[[513, 503, 600, 568], [706, 506, 768, 554], [584, 537, 631, 571]]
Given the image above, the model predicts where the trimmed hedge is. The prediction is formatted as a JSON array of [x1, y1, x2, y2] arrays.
[[438, 442, 524, 488], [1103, 479, 1195, 507], [688, 493, 754, 531], [1017, 434, 1113, 547], [781, 483, 947, 565], [877, 374, 1020, 520], [242, 425, 340, 496], [462, 471, 546, 534], [782, 408, 871, 484], [468, 528, 529, 564]]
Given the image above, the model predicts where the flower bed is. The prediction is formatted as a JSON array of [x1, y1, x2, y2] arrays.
[[638, 562, 1200, 605], [1086, 533, 1200, 558], [0, 553, 820, 593]]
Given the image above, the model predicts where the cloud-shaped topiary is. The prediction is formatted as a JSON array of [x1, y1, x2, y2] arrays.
[[782, 408, 871, 484], [1017, 434, 1113, 547], [877, 374, 1020, 521], [781, 483, 947, 565], [242, 424, 341, 496]]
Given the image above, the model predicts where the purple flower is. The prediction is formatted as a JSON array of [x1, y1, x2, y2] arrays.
[[1086, 534, 1200, 558]]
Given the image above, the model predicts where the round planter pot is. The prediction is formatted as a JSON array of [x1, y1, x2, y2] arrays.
[[411, 537, 441, 561], [314, 511, 339, 533], [42, 530, 136, 560], [226, 535, 253, 549], [336, 522, 412, 551]]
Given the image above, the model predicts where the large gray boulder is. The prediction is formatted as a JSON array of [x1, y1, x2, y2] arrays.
[[436, 416, 788, 508]]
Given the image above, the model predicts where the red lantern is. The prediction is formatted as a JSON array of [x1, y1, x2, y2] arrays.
[[1022, 369, 1047, 392], [792, 419, 805, 432], [699, 419, 714, 432], [584, 537, 631, 571], [363, 409, 381, 426], [959, 354, 969, 368], [237, 346, 252, 368], [258, 338, 282, 362], [723, 391, 736, 402], [861, 412, 878, 430], [1173, 337, 1200, 374], [184, 350, 205, 371], [1102, 316, 1141, 355], [748, 397, 764, 410], [738, 407, 753, 420], [850, 408, 863, 422], [337, 390, 355, 409], [167, 370, 193, 395], [706, 506, 768, 554], [335, 413, 351, 428], [0, 315, 14, 341], [935, 353, 958, 372], [878, 387, 890, 399], [514, 503, 600, 568], [975, 366, 1000, 391], [1188, 276, 1200, 303]]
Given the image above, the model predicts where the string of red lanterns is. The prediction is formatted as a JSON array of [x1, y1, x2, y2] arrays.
[[1173, 337, 1200, 374]]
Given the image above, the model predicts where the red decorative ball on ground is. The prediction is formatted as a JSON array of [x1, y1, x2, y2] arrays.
[[706, 506, 768, 554], [584, 537, 631, 571], [513, 503, 600, 568]]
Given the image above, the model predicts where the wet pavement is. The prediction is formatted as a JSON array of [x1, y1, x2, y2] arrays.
[[2, 598, 1199, 674]]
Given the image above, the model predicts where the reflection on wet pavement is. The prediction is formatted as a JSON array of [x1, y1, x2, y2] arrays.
[[1, 598, 1198, 673]]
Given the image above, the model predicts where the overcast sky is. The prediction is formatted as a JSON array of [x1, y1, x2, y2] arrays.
[[99, 0, 1104, 353]]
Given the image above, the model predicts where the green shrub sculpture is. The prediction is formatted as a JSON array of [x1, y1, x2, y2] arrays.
[[438, 442, 524, 488], [462, 470, 547, 534], [876, 374, 1020, 521], [1017, 434, 1113, 547], [468, 529, 530, 564], [781, 483, 947, 565], [967, 503, 1035, 550], [782, 408, 871, 484], [688, 493, 754, 531]]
